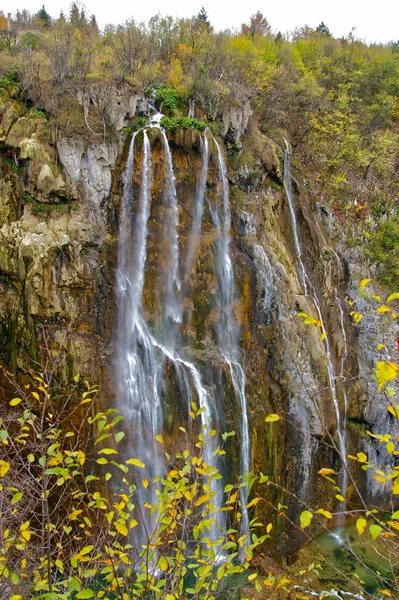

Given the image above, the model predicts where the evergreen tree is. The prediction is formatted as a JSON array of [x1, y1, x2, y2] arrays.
[[69, 2, 80, 27], [316, 21, 331, 36], [197, 7, 209, 23], [36, 5, 51, 28]]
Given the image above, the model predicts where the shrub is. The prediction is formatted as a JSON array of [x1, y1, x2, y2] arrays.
[[160, 116, 207, 132], [366, 218, 399, 286], [0, 370, 268, 600]]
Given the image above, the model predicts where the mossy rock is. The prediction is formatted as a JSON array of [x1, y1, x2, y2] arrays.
[[0, 87, 9, 102], [5, 116, 37, 148], [8, 84, 21, 100], [0, 100, 26, 136]]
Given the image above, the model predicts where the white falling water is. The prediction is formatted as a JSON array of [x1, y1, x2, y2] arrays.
[[188, 98, 196, 118], [283, 139, 348, 523], [159, 129, 182, 330], [185, 130, 209, 280], [212, 136, 250, 545], [116, 130, 164, 553], [117, 127, 229, 554]]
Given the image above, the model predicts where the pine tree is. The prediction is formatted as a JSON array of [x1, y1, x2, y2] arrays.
[[316, 21, 331, 36], [197, 7, 209, 23], [36, 5, 51, 28]]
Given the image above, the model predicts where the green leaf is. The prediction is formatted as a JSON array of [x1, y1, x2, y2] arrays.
[[300, 510, 313, 529], [369, 524, 382, 540], [115, 431, 125, 443], [11, 492, 23, 504], [76, 590, 94, 599]]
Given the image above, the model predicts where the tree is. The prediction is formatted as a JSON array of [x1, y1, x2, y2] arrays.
[[316, 21, 331, 36], [241, 11, 271, 39], [197, 7, 209, 24], [0, 366, 269, 600], [35, 5, 51, 28]]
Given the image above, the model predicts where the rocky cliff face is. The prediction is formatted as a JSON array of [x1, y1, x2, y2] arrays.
[[0, 84, 389, 554]]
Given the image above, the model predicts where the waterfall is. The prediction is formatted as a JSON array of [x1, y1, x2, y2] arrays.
[[211, 136, 250, 545], [185, 131, 209, 281], [116, 129, 164, 552], [159, 129, 182, 332], [283, 139, 348, 524], [188, 98, 196, 118], [117, 128, 232, 555]]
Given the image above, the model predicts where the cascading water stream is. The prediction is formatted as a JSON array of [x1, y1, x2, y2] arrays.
[[211, 136, 250, 545], [185, 130, 209, 282], [117, 126, 229, 554], [283, 139, 348, 526], [159, 129, 182, 332], [116, 129, 165, 552]]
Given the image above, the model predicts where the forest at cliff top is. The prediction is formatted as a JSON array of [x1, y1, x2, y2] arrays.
[[1, 5, 399, 282]]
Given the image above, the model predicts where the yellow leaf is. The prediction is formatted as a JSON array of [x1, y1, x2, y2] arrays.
[[356, 517, 367, 535], [387, 442, 395, 454], [155, 434, 164, 444], [194, 493, 214, 507], [265, 414, 280, 423], [360, 278, 372, 292], [374, 475, 386, 484], [375, 361, 399, 391], [158, 555, 168, 572], [387, 405, 399, 418], [142, 479, 149, 489], [31, 392, 40, 400], [320, 331, 327, 341], [377, 344, 386, 350], [277, 577, 291, 589], [246, 497, 260, 509], [387, 293, 399, 302], [126, 458, 145, 468], [0, 460, 10, 478], [336, 494, 345, 502], [10, 398, 22, 407], [377, 305, 391, 314], [266, 522, 273, 533], [318, 468, 336, 476], [317, 509, 332, 519], [392, 477, 399, 495], [299, 510, 313, 529], [378, 590, 392, 598], [115, 521, 128, 536], [98, 448, 118, 455]]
